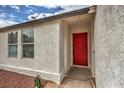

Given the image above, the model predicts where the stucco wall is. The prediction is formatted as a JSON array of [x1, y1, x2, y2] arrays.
[[94, 5, 124, 87], [0, 20, 61, 83], [59, 20, 71, 76], [59, 21, 65, 74], [64, 22, 71, 72], [89, 13, 96, 78]]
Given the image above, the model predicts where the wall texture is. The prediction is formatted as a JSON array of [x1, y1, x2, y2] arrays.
[[94, 5, 124, 87], [59, 20, 71, 75], [0, 20, 61, 83]]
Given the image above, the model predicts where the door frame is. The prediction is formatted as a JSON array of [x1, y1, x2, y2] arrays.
[[71, 32, 90, 68]]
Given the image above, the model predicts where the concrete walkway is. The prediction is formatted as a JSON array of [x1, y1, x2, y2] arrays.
[[62, 67, 93, 88], [44, 67, 95, 88]]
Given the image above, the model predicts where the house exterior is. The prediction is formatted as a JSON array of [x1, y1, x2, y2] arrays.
[[0, 5, 124, 88]]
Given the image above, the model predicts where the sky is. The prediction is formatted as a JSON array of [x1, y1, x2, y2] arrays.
[[0, 5, 89, 28]]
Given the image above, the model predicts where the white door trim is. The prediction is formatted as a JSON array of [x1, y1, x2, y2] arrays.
[[71, 32, 89, 68]]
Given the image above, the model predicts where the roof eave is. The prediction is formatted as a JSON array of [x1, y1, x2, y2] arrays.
[[0, 7, 90, 32]]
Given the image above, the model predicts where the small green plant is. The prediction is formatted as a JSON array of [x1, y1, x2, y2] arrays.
[[34, 75, 41, 88]]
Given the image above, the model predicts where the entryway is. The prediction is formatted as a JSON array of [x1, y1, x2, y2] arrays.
[[60, 67, 94, 88], [44, 67, 95, 88], [59, 12, 96, 87]]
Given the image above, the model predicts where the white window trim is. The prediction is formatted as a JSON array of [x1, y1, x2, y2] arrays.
[[8, 31, 18, 58], [21, 28, 34, 58]]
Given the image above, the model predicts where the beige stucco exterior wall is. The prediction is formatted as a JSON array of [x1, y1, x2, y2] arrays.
[[94, 5, 124, 87], [59, 20, 71, 76], [0, 20, 62, 84], [89, 13, 96, 77], [64, 22, 71, 72]]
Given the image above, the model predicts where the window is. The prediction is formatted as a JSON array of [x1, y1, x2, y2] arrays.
[[22, 28, 34, 58], [8, 32, 17, 57]]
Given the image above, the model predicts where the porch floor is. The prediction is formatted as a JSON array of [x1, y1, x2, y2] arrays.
[[44, 67, 95, 88], [63, 67, 93, 88]]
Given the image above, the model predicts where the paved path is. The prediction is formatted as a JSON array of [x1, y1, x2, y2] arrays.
[[62, 67, 93, 88], [44, 67, 94, 88]]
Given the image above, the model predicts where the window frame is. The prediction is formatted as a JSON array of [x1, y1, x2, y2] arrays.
[[21, 28, 34, 58], [8, 31, 18, 57]]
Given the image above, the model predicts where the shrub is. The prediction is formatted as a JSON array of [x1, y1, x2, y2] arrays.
[[34, 75, 41, 88]]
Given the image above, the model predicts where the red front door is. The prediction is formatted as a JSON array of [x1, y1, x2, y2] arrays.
[[73, 32, 88, 66]]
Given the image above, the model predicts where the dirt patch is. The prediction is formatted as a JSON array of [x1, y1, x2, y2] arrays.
[[0, 69, 48, 88]]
